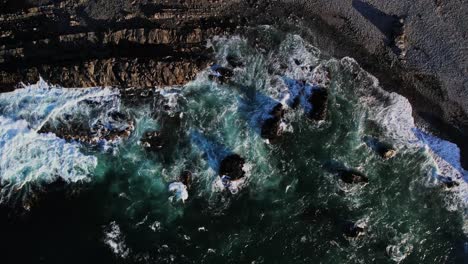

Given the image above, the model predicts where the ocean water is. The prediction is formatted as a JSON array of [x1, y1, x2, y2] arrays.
[[0, 28, 466, 263]]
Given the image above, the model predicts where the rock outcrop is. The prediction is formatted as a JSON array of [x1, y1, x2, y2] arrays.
[[208, 64, 234, 84], [180, 170, 192, 189], [219, 154, 246, 181], [0, 0, 238, 89], [339, 169, 369, 184], [261, 103, 285, 142]]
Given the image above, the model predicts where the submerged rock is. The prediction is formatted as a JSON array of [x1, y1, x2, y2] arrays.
[[91, 111, 134, 142], [307, 87, 328, 121], [39, 110, 134, 145], [380, 148, 397, 160], [180, 170, 193, 189], [339, 169, 369, 184], [364, 136, 397, 160], [261, 118, 282, 141], [219, 154, 246, 180], [441, 177, 460, 188], [226, 54, 244, 68], [209, 64, 234, 83], [140, 131, 163, 151], [261, 103, 285, 142], [344, 221, 365, 237], [270, 102, 285, 120], [121, 88, 156, 106], [374, 142, 397, 160]]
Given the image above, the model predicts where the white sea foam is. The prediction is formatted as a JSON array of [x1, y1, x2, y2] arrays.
[[103, 221, 130, 258], [414, 129, 468, 205], [168, 182, 189, 202], [0, 79, 122, 205], [0, 116, 98, 206], [213, 175, 246, 194], [414, 129, 466, 180], [158, 88, 184, 116], [0, 117, 97, 185], [333, 57, 468, 209], [335, 57, 419, 145], [274, 34, 321, 81], [0, 78, 119, 131], [149, 221, 161, 232], [385, 233, 414, 262]]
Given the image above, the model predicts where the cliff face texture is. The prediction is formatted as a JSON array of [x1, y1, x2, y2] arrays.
[[0, 0, 467, 165], [0, 0, 239, 89]]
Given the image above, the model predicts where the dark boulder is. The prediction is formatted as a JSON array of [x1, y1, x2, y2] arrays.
[[180, 170, 192, 189], [261, 117, 282, 141], [261, 103, 285, 142], [219, 154, 246, 180], [140, 131, 163, 151], [442, 177, 460, 188], [363, 136, 397, 160], [108, 111, 127, 122], [270, 102, 285, 119], [291, 95, 301, 109], [344, 221, 365, 237], [339, 169, 368, 184], [376, 145, 396, 160], [140, 111, 182, 163], [226, 54, 244, 68], [307, 87, 328, 121], [209, 64, 234, 84]]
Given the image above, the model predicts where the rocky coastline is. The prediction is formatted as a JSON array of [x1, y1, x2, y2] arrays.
[[1, 0, 466, 166]]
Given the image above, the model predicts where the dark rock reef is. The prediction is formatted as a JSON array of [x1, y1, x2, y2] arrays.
[[219, 154, 246, 180], [338, 169, 369, 184], [343, 221, 365, 238], [180, 170, 192, 189], [38, 108, 134, 145], [307, 87, 328, 121], [140, 131, 163, 151], [363, 136, 397, 160], [208, 64, 234, 84], [261, 103, 285, 142], [1, 0, 466, 165]]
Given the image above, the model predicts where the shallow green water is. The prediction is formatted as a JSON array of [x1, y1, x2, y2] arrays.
[[0, 28, 466, 263]]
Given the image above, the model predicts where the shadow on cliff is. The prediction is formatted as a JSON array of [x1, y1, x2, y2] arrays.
[[352, 0, 403, 45]]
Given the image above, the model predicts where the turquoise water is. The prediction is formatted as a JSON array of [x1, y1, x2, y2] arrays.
[[0, 28, 466, 263]]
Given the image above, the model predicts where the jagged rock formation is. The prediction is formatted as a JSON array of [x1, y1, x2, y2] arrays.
[[0, 0, 239, 89]]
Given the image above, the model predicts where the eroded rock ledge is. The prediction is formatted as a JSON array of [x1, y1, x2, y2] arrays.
[[0, 0, 239, 89]]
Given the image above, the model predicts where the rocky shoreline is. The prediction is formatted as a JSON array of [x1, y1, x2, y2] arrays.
[[1, 0, 466, 166]]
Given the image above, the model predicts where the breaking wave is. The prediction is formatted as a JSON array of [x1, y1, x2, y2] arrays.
[[0, 79, 121, 206]]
